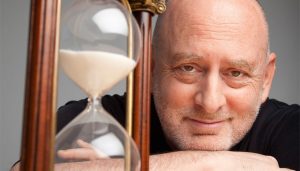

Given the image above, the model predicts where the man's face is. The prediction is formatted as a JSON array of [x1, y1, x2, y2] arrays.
[[152, 0, 274, 151]]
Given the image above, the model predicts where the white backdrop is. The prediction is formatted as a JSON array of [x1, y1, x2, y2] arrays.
[[0, 0, 299, 170]]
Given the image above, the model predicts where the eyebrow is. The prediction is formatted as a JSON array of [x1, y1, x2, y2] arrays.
[[171, 53, 204, 63], [227, 60, 254, 72]]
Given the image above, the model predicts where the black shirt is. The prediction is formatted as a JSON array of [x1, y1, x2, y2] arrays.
[[57, 94, 299, 170]]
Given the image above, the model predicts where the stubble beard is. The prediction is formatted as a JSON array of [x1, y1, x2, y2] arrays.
[[152, 83, 262, 151]]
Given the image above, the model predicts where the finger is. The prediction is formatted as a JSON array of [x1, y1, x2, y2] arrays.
[[77, 139, 93, 149], [58, 148, 102, 160], [76, 139, 110, 158]]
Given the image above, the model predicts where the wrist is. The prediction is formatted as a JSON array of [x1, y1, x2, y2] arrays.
[[150, 151, 216, 171]]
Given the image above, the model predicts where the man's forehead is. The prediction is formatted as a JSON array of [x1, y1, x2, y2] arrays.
[[160, 0, 267, 34], [166, 0, 260, 28], [155, 1, 267, 53]]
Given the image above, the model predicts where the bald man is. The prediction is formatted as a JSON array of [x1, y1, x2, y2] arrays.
[[149, 0, 299, 170], [13, 0, 299, 170]]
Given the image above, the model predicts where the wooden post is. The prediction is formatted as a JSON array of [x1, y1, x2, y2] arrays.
[[132, 11, 152, 171], [128, 1, 166, 170], [20, 0, 59, 170]]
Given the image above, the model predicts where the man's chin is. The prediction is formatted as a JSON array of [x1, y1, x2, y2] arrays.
[[175, 135, 233, 151]]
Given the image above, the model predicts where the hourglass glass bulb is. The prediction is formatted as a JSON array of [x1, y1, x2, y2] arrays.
[[56, 0, 142, 170]]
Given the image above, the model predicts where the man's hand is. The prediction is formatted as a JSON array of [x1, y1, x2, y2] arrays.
[[57, 139, 109, 161]]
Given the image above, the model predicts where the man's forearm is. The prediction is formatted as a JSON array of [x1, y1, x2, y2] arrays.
[[53, 151, 212, 171], [150, 151, 213, 171], [150, 151, 290, 171], [12, 151, 290, 171], [55, 159, 123, 171]]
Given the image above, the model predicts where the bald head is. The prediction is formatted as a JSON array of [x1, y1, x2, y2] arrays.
[[153, 0, 269, 60]]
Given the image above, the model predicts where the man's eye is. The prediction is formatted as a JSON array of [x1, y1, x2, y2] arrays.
[[180, 65, 195, 72], [230, 70, 242, 77]]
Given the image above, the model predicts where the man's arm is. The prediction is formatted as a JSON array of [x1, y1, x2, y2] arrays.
[[54, 139, 292, 170], [11, 151, 294, 171], [149, 151, 293, 171], [55, 151, 294, 171]]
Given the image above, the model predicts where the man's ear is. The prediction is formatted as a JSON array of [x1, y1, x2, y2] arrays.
[[261, 52, 276, 102]]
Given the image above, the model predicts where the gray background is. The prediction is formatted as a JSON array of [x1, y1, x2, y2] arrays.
[[0, 0, 299, 170]]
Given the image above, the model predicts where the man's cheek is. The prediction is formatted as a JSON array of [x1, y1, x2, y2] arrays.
[[225, 88, 260, 114], [163, 80, 196, 106]]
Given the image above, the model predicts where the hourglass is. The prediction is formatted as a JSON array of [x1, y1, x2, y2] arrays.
[[55, 0, 141, 170]]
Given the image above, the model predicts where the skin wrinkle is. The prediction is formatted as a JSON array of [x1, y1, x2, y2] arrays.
[[169, 53, 262, 90], [171, 53, 258, 74], [171, 53, 205, 66], [185, 22, 242, 41], [227, 60, 254, 73]]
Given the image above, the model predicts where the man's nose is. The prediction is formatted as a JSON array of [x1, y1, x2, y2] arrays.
[[194, 72, 226, 114]]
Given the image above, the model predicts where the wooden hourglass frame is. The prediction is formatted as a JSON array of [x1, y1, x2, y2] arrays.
[[20, 0, 166, 171]]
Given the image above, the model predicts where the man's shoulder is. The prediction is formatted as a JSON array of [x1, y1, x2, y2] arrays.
[[233, 98, 299, 152], [254, 98, 299, 137], [56, 98, 88, 132], [102, 94, 127, 125], [263, 98, 299, 113], [56, 94, 126, 133], [260, 99, 299, 169], [237, 98, 299, 169], [259, 98, 299, 124]]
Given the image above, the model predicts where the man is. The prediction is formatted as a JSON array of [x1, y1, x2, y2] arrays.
[[12, 0, 299, 170]]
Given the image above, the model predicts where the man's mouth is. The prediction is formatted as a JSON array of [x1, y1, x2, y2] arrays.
[[185, 117, 228, 134]]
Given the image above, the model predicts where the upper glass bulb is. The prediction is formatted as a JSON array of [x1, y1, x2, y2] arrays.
[[59, 0, 141, 97]]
